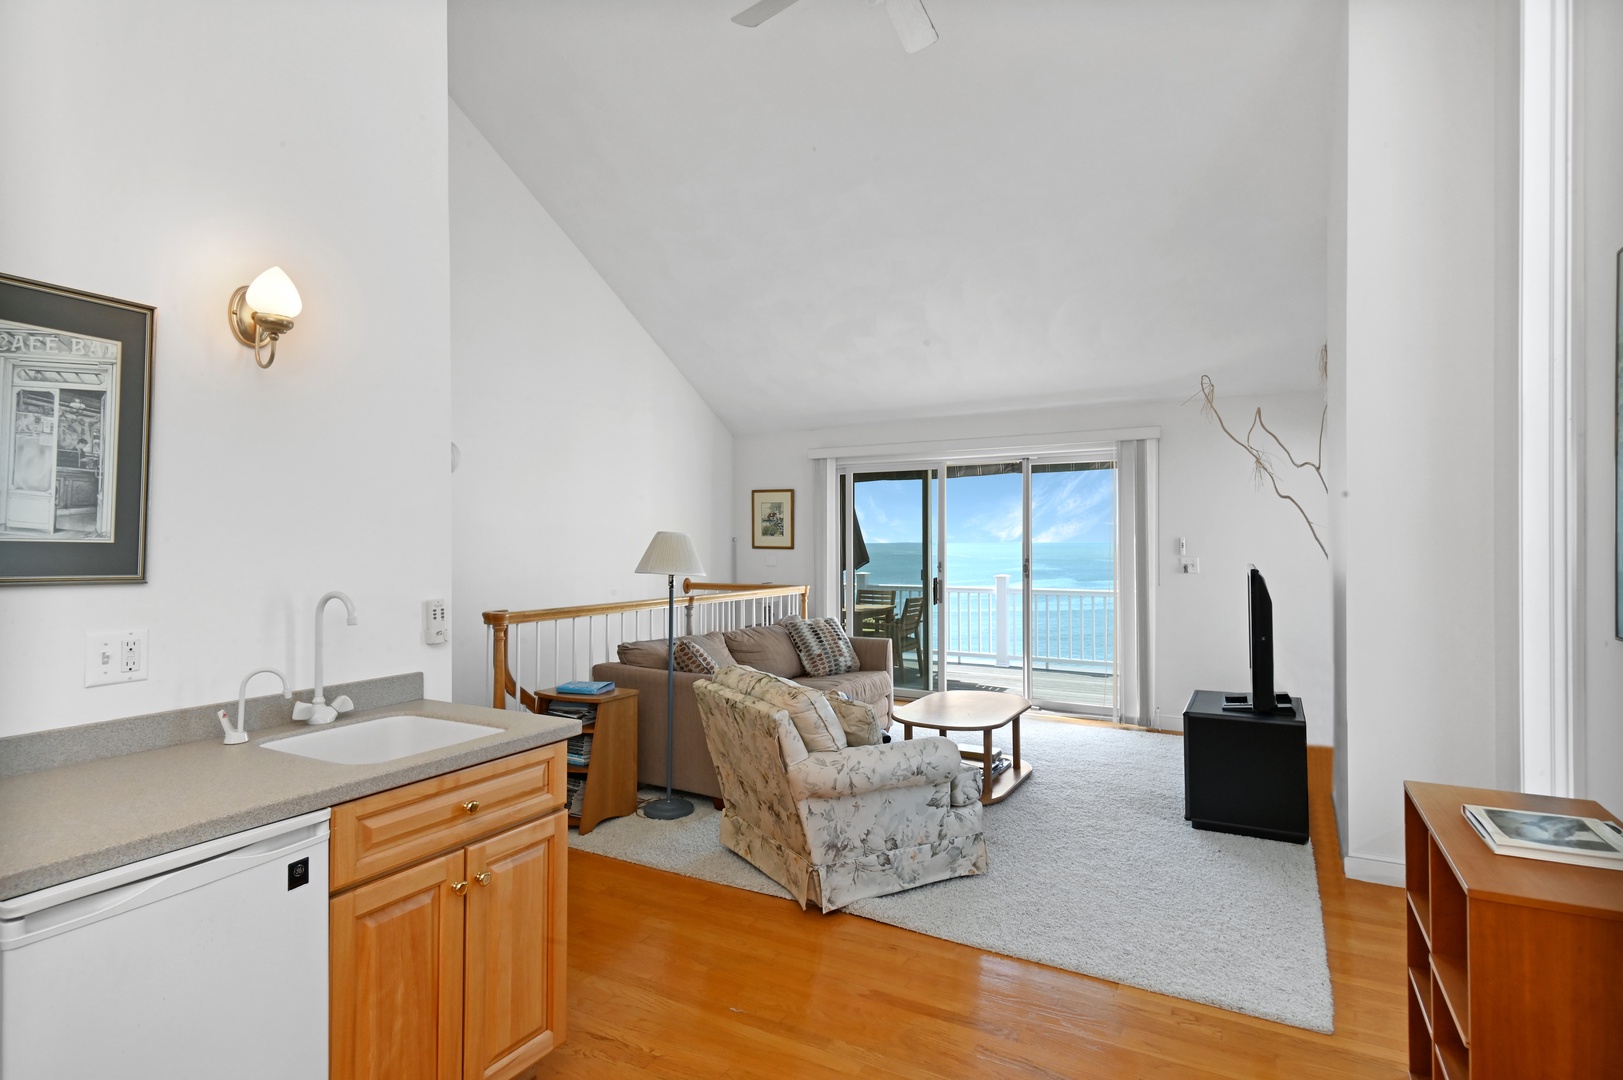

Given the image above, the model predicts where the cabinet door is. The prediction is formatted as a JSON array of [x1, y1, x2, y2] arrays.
[[462, 811, 568, 1080], [332, 850, 466, 1080]]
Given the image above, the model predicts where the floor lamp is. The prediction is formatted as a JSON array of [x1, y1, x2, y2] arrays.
[[635, 530, 706, 820]]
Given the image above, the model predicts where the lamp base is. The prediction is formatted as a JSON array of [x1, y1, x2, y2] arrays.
[[642, 795, 694, 820]]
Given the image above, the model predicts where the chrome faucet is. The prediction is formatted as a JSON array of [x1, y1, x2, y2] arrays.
[[218, 668, 291, 745], [292, 590, 358, 725]]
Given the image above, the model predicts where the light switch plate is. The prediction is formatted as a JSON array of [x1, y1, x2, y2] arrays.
[[86, 629, 148, 686], [1179, 556, 1200, 575], [422, 598, 448, 645]]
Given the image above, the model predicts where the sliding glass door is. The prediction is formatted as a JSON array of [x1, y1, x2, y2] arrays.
[[841, 453, 1118, 717], [842, 468, 937, 693]]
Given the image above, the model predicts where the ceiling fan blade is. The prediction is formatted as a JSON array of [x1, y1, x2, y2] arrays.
[[884, 0, 938, 53], [731, 0, 802, 27]]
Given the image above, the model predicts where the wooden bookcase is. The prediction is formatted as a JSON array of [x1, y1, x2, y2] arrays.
[[534, 687, 638, 835], [1403, 781, 1623, 1080]]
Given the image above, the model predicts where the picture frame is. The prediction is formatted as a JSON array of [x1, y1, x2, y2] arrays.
[[751, 488, 794, 549], [0, 274, 154, 585]]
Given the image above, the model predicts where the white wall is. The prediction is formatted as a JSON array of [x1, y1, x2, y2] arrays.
[[732, 392, 1334, 744], [1578, 0, 1623, 812], [447, 104, 734, 705], [0, 1, 454, 737], [1337, 0, 1519, 884]]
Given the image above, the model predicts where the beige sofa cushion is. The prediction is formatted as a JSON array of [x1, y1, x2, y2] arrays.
[[722, 624, 804, 678], [796, 667, 893, 709], [714, 665, 847, 753], [617, 631, 735, 670]]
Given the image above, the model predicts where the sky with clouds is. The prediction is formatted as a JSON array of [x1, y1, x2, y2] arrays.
[[854, 466, 1115, 545]]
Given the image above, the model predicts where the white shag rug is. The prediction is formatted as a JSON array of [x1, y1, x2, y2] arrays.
[[571, 718, 1334, 1032]]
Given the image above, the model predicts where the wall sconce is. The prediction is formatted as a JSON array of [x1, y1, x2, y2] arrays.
[[227, 266, 302, 368]]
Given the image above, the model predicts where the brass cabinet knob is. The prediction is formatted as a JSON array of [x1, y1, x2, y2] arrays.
[[474, 871, 492, 886], [451, 880, 468, 896], [462, 800, 480, 814]]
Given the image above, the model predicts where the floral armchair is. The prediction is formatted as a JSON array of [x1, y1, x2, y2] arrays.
[[694, 667, 987, 912]]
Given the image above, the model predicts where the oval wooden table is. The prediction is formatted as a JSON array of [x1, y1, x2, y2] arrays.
[[892, 690, 1032, 805]]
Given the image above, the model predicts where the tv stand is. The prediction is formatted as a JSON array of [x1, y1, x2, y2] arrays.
[[1183, 689, 1308, 843]]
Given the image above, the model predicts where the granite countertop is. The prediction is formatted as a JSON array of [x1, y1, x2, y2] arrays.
[[0, 697, 579, 901]]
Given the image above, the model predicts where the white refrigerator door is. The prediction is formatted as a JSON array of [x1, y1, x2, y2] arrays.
[[0, 810, 330, 1080]]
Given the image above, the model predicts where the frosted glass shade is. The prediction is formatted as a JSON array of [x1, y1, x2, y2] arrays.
[[245, 266, 302, 318], [635, 531, 706, 577]]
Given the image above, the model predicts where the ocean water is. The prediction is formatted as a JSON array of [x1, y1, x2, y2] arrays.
[[857, 541, 1115, 590]]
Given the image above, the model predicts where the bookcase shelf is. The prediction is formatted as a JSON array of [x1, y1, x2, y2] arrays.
[[1403, 782, 1623, 1079], [533, 687, 639, 836]]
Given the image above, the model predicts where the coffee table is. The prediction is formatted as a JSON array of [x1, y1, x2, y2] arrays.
[[893, 690, 1033, 805]]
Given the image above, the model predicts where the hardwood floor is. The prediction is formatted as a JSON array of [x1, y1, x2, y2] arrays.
[[532, 744, 1408, 1079]]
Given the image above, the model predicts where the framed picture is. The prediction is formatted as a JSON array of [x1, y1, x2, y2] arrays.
[[0, 274, 153, 585], [751, 488, 794, 549]]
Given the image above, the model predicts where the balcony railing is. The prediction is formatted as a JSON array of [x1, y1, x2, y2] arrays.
[[856, 573, 1114, 675]]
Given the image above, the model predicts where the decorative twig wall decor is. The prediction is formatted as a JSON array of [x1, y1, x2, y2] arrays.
[[1195, 346, 1329, 559]]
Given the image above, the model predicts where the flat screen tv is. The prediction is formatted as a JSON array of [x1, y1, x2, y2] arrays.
[[1248, 566, 1283, 714]]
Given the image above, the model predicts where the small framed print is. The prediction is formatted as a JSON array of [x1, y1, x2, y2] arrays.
[[751, 488, 794, 550], [0, 274, 154, 585]]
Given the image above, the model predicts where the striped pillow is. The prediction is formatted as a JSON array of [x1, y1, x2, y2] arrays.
[[783, 617, 858, 678]]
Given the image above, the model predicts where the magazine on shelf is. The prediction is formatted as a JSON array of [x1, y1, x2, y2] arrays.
[[566, 775, 586, 816], [567, 733, 594, 767], [1461, 804, 1623, 871], [547, 701, 596, 722]]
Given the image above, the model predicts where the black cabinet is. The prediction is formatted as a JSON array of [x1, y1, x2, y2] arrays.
[[1182, 689, 1308, 844]]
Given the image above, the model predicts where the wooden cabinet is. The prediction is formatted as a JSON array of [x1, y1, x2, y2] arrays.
[[1404, 782, 1623, 1080], [331, 743, 567, 1080], [533, 687, 638, 835]]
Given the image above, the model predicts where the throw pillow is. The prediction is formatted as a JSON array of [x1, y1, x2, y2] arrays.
[[672, 637, 719, 675], [713, 665, 848, 753], [782, 617, 859, 678], [826, 694, 884, 747]]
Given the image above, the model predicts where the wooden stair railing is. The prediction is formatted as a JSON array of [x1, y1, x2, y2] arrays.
[[483, 582, 809, 711]]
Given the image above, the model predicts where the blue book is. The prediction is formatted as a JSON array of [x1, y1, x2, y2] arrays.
[[557, 679, 615, 696]]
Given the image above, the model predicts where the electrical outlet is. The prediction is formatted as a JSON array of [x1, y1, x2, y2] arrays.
[[85, 629, 148, 687], [1178, 557, 1200, 575], [422, 598, 448, 645]]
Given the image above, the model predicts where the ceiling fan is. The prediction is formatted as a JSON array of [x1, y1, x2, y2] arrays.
[[731, 0, 938, 55]]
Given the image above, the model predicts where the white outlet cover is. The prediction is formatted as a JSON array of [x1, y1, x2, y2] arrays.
[[422, 598, 449, 645], [86, 629, 148, 687]]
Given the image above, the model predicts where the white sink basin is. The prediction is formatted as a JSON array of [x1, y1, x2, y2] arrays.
[[261, 715, 503, 765]]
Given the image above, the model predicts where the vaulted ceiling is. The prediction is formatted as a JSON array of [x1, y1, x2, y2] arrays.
[[450, 1, 1337, 434]]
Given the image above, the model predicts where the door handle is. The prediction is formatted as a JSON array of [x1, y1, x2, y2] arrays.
[[932, 577, 941, 605], [474, 871, 492, 886], [451, 880, 468, 896]]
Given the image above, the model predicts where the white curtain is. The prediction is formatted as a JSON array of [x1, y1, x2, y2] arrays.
[[1115, 439, 1158, 726], [810, 457, 839, 619]]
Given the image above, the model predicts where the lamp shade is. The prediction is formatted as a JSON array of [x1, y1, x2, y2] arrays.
[[245, 266, 302, 318], [635, 531, 706, 577]]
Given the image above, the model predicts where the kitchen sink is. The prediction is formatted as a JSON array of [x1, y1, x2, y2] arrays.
[[260, 715, 503, 765]]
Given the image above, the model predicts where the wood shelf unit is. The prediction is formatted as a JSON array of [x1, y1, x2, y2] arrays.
[[1403, 781, 1623, 1080], [533, 687, 638, 836]]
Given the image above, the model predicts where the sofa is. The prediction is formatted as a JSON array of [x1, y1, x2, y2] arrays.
[[694, 668, 986, 912], [592, 622, 894, 801]]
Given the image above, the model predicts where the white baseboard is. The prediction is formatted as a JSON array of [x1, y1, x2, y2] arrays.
[[1343, 852, 1405, 888]]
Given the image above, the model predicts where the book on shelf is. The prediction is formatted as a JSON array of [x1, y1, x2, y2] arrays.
[[956, 742, 1004, 763], [567, 733, 594, 767], [1461, 803, 1623, 871], [557, 679, 615, 696]]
